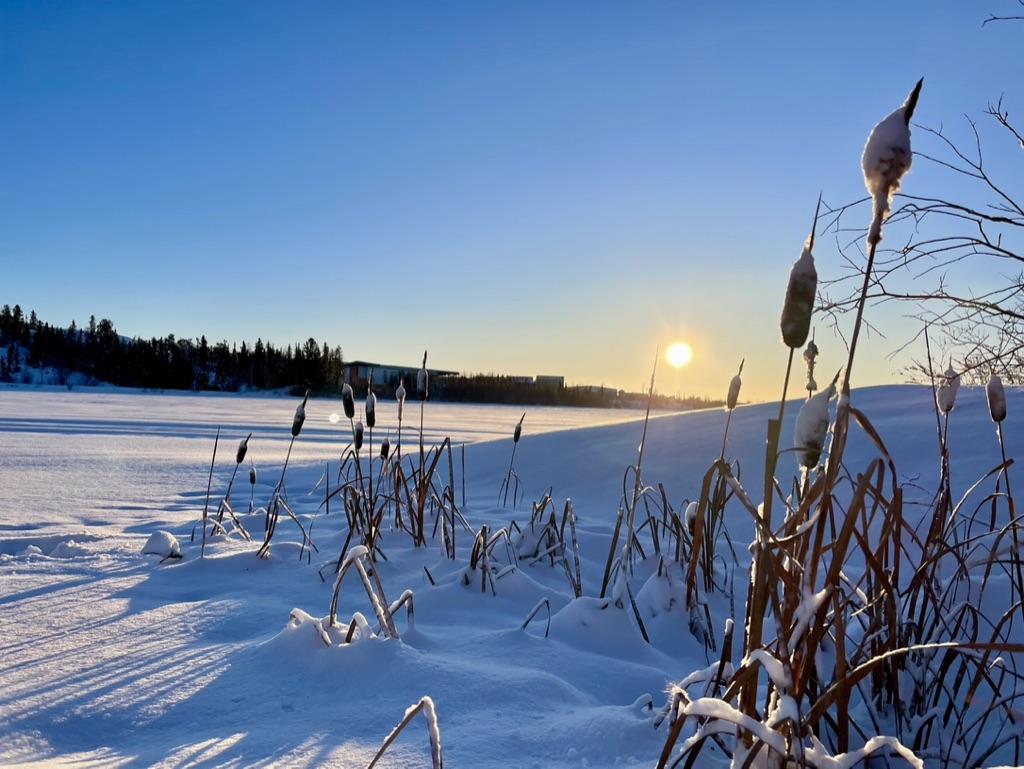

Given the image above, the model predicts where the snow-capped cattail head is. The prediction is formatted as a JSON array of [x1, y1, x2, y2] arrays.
[[342, 383, 355, 420], [987, 374, 1006, 423], [862, 78, 923, 246], [236, 433, 251, 465], [417, 350, 429, 401], [794, 375, 837, 468], [396, 378, 406, 420], [380, 436, 391, 460], [936, 363, 960, 415], [513, 413, 525, 443], [365, 391, 376, 429], [684, 501, 698, 535], [249, 463, 256, 486], [727, 359, 744, 411], [292, 390, 310, 437], [354, 420, 364, 451], [780, 198, 820, 349]]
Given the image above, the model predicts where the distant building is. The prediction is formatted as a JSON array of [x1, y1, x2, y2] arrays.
[[575, 384, 619, 397], [535, 375, 565, 389], [343, 360, 458, 390]]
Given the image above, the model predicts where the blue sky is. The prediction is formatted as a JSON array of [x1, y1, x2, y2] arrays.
[[2, 2, 1022, 399]]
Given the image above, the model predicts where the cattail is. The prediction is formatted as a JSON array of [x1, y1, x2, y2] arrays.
[[988, 373, 1007, 423], [780, 198, 820, 349], [354, 420, 364, 451], [292, 390, 310, 437], [342, 383, 355, 420], [396, 378, 406, 420], [862, 78, 923, 245], [936, 363, 960, 415], [727, 360, 743, 410], [684, 501, 698, 535], [804, 336, 819, 395], [513, 413, 524, 443], [794, 375, 837, 468], [417, 350, 429, 401], [366, 390, 377, 429], [381, 437, 391, 460], [236, 434, 250, 465], [803, 338, 818, 366], [249, 463, 256, 486]]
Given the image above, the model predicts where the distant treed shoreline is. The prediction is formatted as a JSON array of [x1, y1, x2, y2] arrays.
[[0, 304, 721, 411]]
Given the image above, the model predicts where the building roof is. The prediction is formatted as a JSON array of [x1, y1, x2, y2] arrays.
[[345, 360, 459, 376]]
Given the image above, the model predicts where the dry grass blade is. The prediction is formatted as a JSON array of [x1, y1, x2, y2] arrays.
[[366, 696, 442, 769]]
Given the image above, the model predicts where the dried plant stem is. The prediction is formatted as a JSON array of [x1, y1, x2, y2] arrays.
[[367, 697, 442, 769], [841, 235, 880, 398], [622, 350, 659, 576], [720, 408, 735, 460], [200, 426, 220, 558], [501, 440, 519, 507]]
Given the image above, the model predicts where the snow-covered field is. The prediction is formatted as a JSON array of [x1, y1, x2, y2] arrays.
[[0, 384, 1020, 767]]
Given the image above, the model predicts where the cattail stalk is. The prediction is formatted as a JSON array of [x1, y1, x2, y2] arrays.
[[621, 349, 659, 579], [200, 426, 221, 558], [501, 413, 526, 507], [720, 359, 743, 459], [396, 378, 406, 459], [248, 461, 256, 513], [256, 390, 308, 558]]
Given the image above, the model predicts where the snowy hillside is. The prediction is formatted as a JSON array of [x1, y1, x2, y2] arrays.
[[0, 384, 1021, 767]]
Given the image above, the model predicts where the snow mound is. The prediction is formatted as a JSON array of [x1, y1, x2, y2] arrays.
[[48, 539, 89, 558], [142, 530, 181, 560]]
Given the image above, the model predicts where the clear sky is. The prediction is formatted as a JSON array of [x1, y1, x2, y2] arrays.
[[2, 2, 1021, 399]]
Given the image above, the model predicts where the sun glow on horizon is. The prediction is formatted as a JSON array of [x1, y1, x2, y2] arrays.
[[666, 341, 693, 369]]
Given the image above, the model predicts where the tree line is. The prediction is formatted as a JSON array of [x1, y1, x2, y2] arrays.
[[0, 304, 722, 410], [0, 304, 345, 393]]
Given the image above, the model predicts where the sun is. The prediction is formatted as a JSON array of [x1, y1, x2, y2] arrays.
[[666, 341, 693, 369]]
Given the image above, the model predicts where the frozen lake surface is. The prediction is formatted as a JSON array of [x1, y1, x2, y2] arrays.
[[2, 384, 1022, 767], [0, 386, 649, 532]]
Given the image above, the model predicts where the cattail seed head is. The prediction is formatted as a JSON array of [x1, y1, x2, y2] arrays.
[[396, 378, 406, 420], [354, 420, 364, 451], [726, 359, 744, 411], [936, 364, 960, 415], [684, 501, 698, 535], [513, 413, 525, 443], [803, 339, 818, 365], [366, 391, 376, 429], [236, 433, 251, 465], [987, 373, 1007, 423], [795, 378, 837, 468], [862, 79, 923, 245], [342, 383, 355, 420], [380, 437, 391, 460], [249, 464, 256, 486], [417, 350, 429, 401], [292, 391, 310, 437], [781, 199, 820, 349]]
